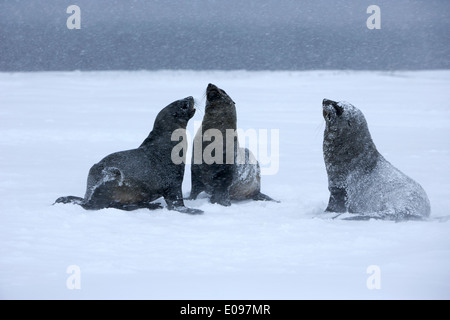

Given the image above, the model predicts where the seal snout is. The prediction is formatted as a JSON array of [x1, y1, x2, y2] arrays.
[[206, 83, 219, 96], [323, 98, 336, 106], [206, 83, 221, 102], [184, 96, 196, 117], [207, 83, 218, 91], [323, 98, 343, 117], [323, 98, 334, 120], [186, 96, 194, 106]]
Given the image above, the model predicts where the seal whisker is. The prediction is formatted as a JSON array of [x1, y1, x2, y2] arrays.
[[193, 99, 205, 117], [314, 119, 325, 139]]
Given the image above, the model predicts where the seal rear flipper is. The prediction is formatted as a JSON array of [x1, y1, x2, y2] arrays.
[[172, 206, 204, 215], [328, 212, 381, 220], [340, 214, 375, 221], [252, 192, 280, 203], [109, 202, 163, 211], [54, 196, 85, 205], [340, 210, 428, 222], [393, 211, 427, 222]]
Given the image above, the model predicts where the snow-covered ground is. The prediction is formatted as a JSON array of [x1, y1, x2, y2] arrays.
[[0, 70, 449, 299]]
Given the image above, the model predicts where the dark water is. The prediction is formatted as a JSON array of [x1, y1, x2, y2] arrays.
[[1, 0, 449, 71]]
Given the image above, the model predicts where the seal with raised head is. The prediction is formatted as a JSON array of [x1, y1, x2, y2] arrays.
[[322, 98, 431, 221], [189, 83, 276, 206], [55, 96, 203, 215]]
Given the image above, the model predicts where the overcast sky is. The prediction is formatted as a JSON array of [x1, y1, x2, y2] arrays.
[[1, 0, 449, 71]]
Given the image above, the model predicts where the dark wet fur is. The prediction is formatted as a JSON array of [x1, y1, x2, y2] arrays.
[[54, 97, 203, 215], [189, 84, 278, 206]]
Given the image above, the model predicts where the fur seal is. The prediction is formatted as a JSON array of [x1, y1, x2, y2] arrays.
[[322, 98, 431, 221], [55, 96, 203, 215], [189, 83, 276, 206]]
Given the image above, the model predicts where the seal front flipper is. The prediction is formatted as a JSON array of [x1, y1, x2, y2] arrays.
[[210, 189, 232, 206], [325, 187, 347, 213], [166, 199, 204, 215], [164, 187, 204, 214], [252, 192, 280, 203]]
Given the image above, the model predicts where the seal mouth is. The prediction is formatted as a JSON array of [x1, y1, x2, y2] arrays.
[[185, 96, 196, 118], [323, 98, 343, 120]]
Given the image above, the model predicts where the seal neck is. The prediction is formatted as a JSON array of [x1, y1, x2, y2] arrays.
[[203, 102, 237, 130], [139, 128, 184, 153], [323, 126, 380, 178]]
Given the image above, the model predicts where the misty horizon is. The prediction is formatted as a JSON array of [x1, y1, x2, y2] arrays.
[[1, 0, 449, 71]]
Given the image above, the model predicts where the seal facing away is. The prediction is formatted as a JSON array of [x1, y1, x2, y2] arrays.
[[322, 99, 430, 221], [189, 83, 276, 206], [55, 96, 202, 215]]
